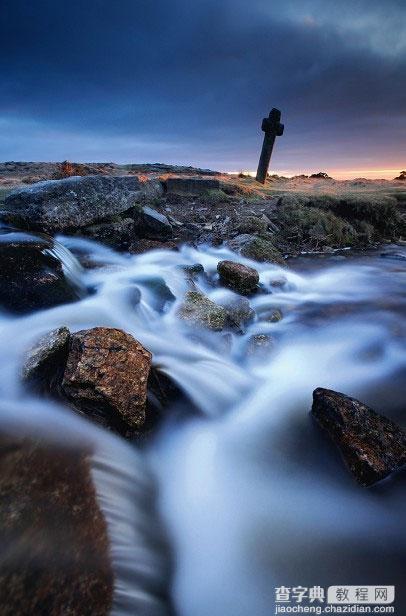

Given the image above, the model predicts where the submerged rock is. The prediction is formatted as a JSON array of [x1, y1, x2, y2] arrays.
[[22, 327, 70, 391], [247, 334, 274, 358], [311, 388, 406, 486], [3, 175, 162, 233], [0, 436, 113, 615], [217, 260, 259, 294], [0, 231, 80, 313], [62, 327, 152, 432], [223, 297, 255, 331], [178, 291, 227, 331]]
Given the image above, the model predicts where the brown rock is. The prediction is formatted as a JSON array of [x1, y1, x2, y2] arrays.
[[62, 327, 152, 431], [0, 437, 113, 615], [217, 260, 259, 294], [311, 388, 406, 486]]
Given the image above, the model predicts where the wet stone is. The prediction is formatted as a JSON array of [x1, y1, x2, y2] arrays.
[[217, 260, 259, 294], [0, 231, 80, 313], [62, 327, 152, 432], [311, 387, 406, 486], [22, 326, 70, 391]]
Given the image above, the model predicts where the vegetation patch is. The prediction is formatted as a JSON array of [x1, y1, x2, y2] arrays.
[[276, 193, 404, 244], [276, 203, 358, 249]]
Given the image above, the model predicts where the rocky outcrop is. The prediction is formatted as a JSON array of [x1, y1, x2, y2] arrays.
[[3, 175, 163, 233], [178, 291, 227, 331], [311, 388, 406, 486], [62, 328, 152, 432], [0, 436, 113, 615], [217, 260, 259, 294], [0, 231, 80, 313]]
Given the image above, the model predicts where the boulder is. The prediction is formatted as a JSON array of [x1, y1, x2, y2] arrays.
[[62, 328, 152, 432], [227, 234, 285, 265], [0, 231, 80, 313], [22, 327, 70, 391], [3, 175, 163, 233], [311, 388, 406, 486], [0, 437, 113, 615], [217, 260, 259, 294], [164, 176, 220, 195], [132, 206, 173, 240], [178, 291, 227, 331]]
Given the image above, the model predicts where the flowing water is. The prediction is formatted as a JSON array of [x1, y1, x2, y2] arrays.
[[0, 233, 405, 615]]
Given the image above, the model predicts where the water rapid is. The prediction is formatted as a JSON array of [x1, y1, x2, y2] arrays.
[[0, 235, 405, 615]]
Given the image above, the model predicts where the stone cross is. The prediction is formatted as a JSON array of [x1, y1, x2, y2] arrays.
[[255, 108, 284, 184]]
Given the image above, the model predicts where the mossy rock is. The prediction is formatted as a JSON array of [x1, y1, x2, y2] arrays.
[[229, 234, 285, 265], [178, 291, 227, 331]]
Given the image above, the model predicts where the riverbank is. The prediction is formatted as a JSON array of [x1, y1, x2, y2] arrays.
[[1, 162, 405, 261]]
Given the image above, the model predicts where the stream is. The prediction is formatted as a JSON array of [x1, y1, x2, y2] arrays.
[[0, 236, 405, 615]]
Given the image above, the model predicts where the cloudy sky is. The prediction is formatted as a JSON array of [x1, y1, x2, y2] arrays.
[[1, 0, 405, 177]]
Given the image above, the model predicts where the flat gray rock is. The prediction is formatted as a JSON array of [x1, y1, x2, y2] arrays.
[[164, 176, 220, 195], [3, 175, 163, 232]]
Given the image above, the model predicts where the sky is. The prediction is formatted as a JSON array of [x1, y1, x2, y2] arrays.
[[1, 0, 405, 178]]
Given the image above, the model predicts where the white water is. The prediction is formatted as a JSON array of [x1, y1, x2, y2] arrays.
[[0, 234, 405, 614]]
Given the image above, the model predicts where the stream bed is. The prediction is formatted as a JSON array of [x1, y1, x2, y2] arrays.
[[0, 237, 405, 615]]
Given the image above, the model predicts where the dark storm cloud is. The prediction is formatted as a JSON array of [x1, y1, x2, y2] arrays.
[[0, 0, 405, 171]]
